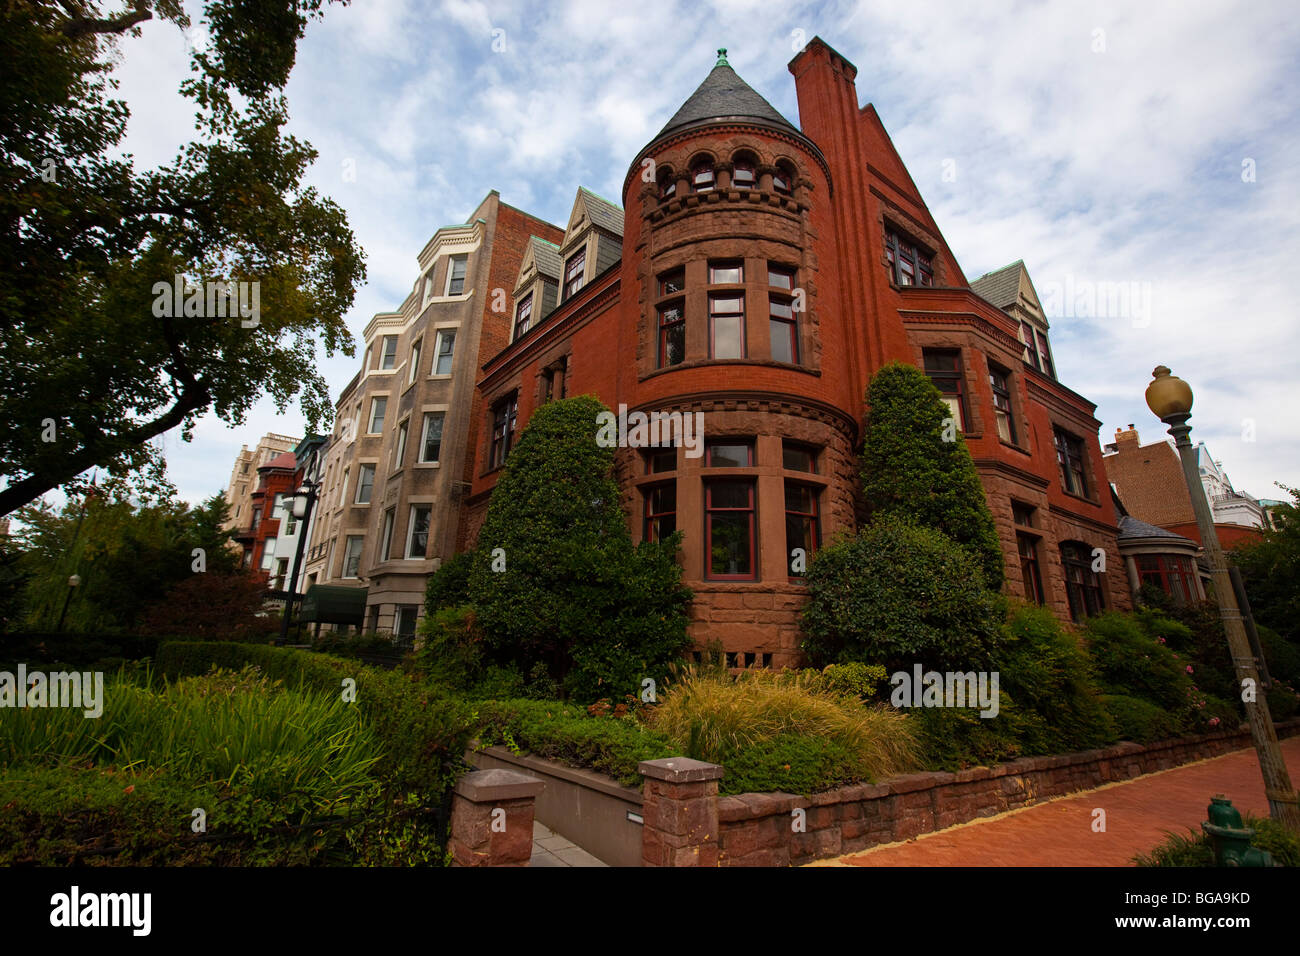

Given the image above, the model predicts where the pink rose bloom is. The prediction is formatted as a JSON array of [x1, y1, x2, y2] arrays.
[[1186, 665, 1194, 674], [1209, 717, 1220, 727]]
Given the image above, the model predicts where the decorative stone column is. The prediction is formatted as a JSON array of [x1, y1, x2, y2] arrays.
[[449, 768, 544, 867], [640, 757, 724, 867]]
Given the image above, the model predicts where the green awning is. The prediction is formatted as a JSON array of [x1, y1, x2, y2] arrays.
[[300, 585, 368, 625]]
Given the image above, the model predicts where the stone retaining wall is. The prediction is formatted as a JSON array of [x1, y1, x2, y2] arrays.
[[644, 719, 1300, 867]]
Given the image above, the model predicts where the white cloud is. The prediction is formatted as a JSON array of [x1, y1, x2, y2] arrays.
[[74, 0, 1299, 506]]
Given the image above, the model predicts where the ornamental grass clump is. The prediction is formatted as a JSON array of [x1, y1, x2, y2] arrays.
[[650, 665, 918, 794]]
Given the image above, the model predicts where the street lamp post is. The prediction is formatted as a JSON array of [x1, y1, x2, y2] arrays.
[[55, 573, 81, 632], [1145, 365, 1300, 831]]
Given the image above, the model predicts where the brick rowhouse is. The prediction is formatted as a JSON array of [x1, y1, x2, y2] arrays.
[[315, 38, 1129, 660]]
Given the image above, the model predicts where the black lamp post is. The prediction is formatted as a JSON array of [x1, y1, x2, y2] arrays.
[[1145, 365, 1300, 831], [55, 573, 81, 632]]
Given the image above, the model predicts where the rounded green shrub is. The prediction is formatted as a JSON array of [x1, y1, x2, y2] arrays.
[[801, 515, 1003, 672], [859, 361, 1004, 588]]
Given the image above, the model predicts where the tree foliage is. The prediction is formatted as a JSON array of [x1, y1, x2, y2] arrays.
[[0, 0, 365, 516], [859, 361, 1004, 588], [1232, 483, 1300, 642], [11, 480, 244, 631], [458, 396, 692, 702]]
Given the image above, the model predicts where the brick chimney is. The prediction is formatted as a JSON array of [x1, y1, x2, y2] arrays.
[[1114, 424, 1139, 445]]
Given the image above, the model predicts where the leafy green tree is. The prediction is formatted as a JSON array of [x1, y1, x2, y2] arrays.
[[0, 0, 365, 516], [1233, 483, 1300, 643], [859, 362, 1004, 588], [13, 481, 242, 631], [465, 396, 692, 701], [800, 515, 1004, 672]]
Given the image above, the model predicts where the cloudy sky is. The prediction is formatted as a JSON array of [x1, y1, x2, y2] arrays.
[[105, 0, 1299, 505]]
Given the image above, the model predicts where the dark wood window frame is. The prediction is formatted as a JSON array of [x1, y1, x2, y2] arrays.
[[705, 478, 757, 580], [1137, 554, 1199, 605], [563, 247, 586, 299], [692, 161, 715, 192], [1061, 541, 1106, 621], [885, 228, 934, 287], [643, 481, 677, 543], [489, 392, 519, 471], [514, 292, 534, 341], [659, 301, 685, 368], [784, 481, 821, 579], [1054, 427, 1090, 497], [988, 361, 1017, 444], [1017, 532, 1045, 605], [923, 349, 967, 430], [708, 293, 746, 359]]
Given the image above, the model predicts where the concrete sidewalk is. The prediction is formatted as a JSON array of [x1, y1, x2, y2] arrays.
[[810, 735, 1300, 866], [528, 820, 608, 867]]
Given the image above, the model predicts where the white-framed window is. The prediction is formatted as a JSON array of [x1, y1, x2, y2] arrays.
[[433, 330, 456, 375], [420, 412, 445, 463], [338, 468, 349, 509], [408, 338, 422, 385], [355, 464, 375, 504], [393, 420, 409, 469], [364, 343, 373, 371], [423, 275, 435, 305], [342, 535, 364, 578], [379, 335, 398, 369], [406, 504, 431, 559], [368, 396, 387, 433], [261, 537, 277, 570], [379, 508, 396, 562], [446, 255, 468, 295]]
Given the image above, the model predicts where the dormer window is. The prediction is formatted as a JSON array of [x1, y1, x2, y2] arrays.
[[514, 292, 534, 340], [563, 248, 586, 299], [692, 162, 715, 192], [732, 161, 755, 190]]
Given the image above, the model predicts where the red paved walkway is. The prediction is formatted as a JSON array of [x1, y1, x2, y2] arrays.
[[815, 736, 1300, 867]]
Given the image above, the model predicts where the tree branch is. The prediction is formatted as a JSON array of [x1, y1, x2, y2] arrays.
[[0, 378, 211, 518], [59, 1, 153, 40]]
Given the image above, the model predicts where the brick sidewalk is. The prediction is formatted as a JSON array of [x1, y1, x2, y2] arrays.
[[811, 736, 1300, 867]]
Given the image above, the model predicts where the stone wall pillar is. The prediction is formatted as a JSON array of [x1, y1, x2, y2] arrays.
[[640, 757, 724, 867], [449, 768, 544, 867]]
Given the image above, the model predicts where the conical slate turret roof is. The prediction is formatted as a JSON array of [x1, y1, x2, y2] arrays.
[[655, 49, 799, 141]]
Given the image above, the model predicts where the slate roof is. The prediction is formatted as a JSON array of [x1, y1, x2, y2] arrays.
[[1117, 514, 1196, 543], [970, 261, 1024, 309], [578, 187, 624, 237], [530, 237, 562, 280], [655, 54, 799, 142]]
